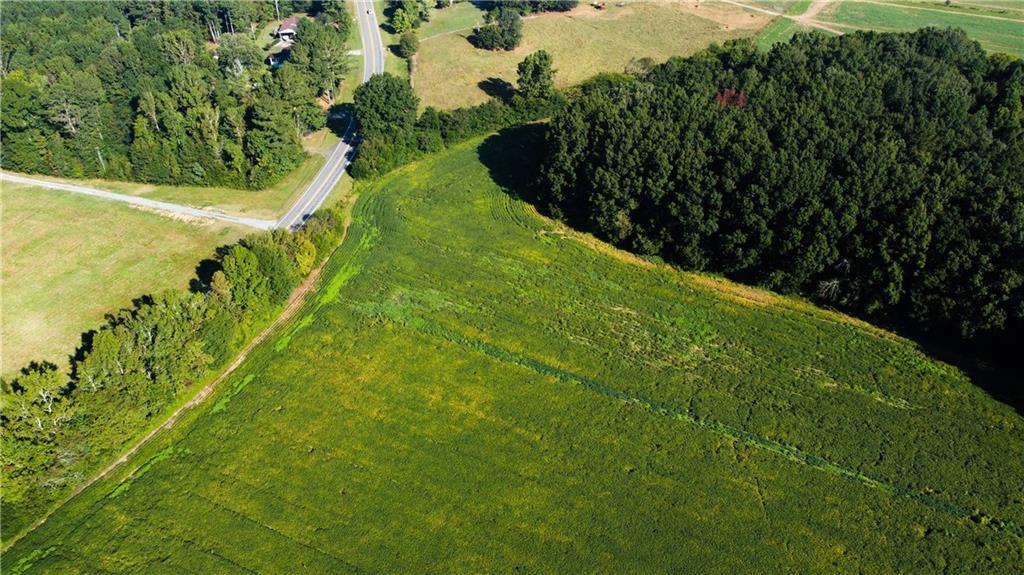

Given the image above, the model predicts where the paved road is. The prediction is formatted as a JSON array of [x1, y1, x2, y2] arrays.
[[277, 0, 387, 230], [1, 5, 386, 232]]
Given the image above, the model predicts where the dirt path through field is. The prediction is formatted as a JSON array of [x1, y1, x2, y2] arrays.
[[798, 0, 833, 24], [718, 0, 845, 35], [1, 196, 359, 553]]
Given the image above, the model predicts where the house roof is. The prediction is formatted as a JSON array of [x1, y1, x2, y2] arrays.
[[278, 16, 299, 33]]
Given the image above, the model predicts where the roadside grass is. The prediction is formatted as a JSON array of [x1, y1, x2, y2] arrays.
[[0, 185, 246, 375], [7, 129, 1023, 573], [374, 0, 411, 79], [5, 131, 336, 221], [414, 0, 772, 109], [335, 0, 366, 104], [817, 0, 1024, 56]]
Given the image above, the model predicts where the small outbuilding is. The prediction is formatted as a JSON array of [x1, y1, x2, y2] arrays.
[[274, 16, 299, 43]]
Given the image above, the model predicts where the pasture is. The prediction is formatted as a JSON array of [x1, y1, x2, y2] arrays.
[[0, 185, 246, 375], [816, 0, 1024, 56], [6, 129, 1022, 572], [413, 1, 771, 109]]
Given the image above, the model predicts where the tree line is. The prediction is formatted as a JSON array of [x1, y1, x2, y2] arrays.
[[350, 50, 561, 178], [538, 29, 1023, 341], [1, 1, 352, 189], [0, 208, 347, 540]]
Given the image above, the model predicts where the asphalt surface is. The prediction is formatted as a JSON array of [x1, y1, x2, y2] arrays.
[[277, 0, 387, 230], [1, 5, 386, 231]]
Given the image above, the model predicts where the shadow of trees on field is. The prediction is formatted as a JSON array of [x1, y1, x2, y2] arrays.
[[910, 327, 1023, 414], [478, 77, 515, 103], [477, 123, 547, 205]]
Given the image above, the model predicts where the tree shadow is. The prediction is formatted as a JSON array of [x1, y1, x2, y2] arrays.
[[327, 103, 356, 141], [478, 77, 515, 103], [477, 123, 1024, 417], [189, 258, 222, 293], [902, 325, 1023, 415], [476, 123, 547, 205]]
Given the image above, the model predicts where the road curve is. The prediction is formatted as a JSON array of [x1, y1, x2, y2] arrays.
[[1, 7, 386, 232], [277, 0, 387, 230]]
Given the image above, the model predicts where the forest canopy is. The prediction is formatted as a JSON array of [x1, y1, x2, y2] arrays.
[[539, 29, 1024, 340], [0, 0, 351, 189]]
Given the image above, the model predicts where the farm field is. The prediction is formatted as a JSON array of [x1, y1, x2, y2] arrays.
[[413, 1, 772, 109], [6, 130, 1023, 572], [815, 0, 1024, 56], [0, 185, 246, 375]]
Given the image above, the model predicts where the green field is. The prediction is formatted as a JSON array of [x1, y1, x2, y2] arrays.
[[816, 0, 1024, 56], [755, 0, 824, 48], [413, 1, 772, 109], [11, 131, 336, 221], [0, 185, 246, 375], [6, 130, 1022, 572], [375, 0, 413, 79]]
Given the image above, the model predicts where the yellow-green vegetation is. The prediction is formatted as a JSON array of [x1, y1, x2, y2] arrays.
[[7, 130, 1022, 572], [418, 0, 488, 38], [0, 185, 246, 374], [414, 1, 772, 109], [816, 0, 1024, 56]]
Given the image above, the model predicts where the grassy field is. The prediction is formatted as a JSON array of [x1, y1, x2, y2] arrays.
[[7, 130, 339, 221], [375, 0, 412, 79], [0, 185, 246, 375], [7, 129, 1022, 572], [413, 1, 772, 109], [816, 0, 1024, 56], [755, 0, 824, 48]]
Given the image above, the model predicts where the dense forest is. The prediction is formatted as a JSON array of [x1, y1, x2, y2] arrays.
[[1, 206, 348, 540], [1, 0, 351, 189], [539, 29, 1024, 341]]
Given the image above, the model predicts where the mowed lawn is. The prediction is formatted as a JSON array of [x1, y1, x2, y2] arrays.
[[816, 0, 1024, 56], [1, 185, 246, 375], [414, 0, 772, 109], [8, 130, 1023, 573]]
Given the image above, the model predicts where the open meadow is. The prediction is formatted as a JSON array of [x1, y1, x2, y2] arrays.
[[811, 0, 1023, 55], [0, 185, 246, 375], [6, 130, 1022, 573], [413, 0, 772, 109]]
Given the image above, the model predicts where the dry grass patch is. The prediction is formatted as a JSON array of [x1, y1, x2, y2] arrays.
[[1, 185, 246, 374], [414, 0, 771, 109]]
